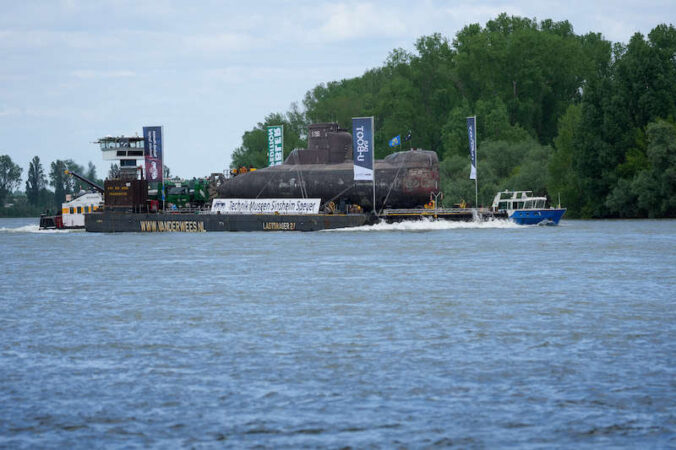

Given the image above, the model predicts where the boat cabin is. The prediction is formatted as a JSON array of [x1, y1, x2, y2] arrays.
[[492, 190, 547, 211], [96, 135, 146, 180], [61, 192, 103, 228]]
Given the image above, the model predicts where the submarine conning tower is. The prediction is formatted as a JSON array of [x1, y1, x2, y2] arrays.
[[285, 123, 353, 165]]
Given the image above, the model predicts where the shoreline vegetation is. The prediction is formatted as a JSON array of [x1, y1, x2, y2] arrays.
[[231, 14, 675, 219], [0, 157, 103, 219], [3, 14, 674, 219]]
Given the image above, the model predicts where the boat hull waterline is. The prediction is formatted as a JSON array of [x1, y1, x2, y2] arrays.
[[509, 208, 566, 225], [84, 209, 507, 232]]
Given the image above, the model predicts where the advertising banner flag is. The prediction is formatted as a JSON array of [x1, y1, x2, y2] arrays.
[[267, 125, 284, 166], [466, 116, 477, 180], [143, 126, 163, 183], [353, 117, 374, 181]]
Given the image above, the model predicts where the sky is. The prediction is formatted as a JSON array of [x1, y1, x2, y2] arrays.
[[1, 0, 673, 183]]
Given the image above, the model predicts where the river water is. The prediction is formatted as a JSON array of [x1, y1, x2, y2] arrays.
[[0, 217, 674, 448]]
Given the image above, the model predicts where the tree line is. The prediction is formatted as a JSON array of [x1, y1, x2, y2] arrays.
[[0, 155, 104, 217], [0, 155, 177, 217], [0, 155, 175, 217], [231, 14, 675, 218]]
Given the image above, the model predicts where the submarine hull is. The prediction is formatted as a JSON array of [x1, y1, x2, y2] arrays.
[[219, 150, 440, 210]]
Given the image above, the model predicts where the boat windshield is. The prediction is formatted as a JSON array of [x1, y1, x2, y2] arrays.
[[498, 197, 546, 209]]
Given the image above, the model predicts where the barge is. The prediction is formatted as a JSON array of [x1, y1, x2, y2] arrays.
[[84, 207, 506, 233], [78, 122, 506, 233], [85, 210, 372, 232]]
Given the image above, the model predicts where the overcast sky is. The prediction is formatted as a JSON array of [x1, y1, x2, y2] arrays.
[[1, 0, 673, 182]]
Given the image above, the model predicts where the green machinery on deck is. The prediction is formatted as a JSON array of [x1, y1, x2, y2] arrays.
[[153, 178, 210, 208]]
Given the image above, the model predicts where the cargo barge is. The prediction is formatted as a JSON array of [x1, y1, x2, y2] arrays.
[[78, 122, 505, 233], [84, 207, 506, 233], [86, 210, 372, 232]]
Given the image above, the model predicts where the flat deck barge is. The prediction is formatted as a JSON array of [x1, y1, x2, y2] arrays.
[[85, 211, 371, 232], [85, 208, 507, 232]]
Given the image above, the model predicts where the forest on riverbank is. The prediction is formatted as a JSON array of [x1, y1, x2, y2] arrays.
[[0, 157, 172, 218], [230, 14, 675, 218], [0, 156, 104, 217]]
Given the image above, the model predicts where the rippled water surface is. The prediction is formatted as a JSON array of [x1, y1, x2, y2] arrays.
[[1, 218, 674, 448]]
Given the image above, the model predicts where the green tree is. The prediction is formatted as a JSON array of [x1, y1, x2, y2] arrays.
[[440, 102, 473, 159], [49, 160, 68, 207], [439, 154, 476, 206], [633, 120, 676, 217], [63, 160, 86, 192], [572, 25, 675, 217], [440, 138, 551, 207], [453, 14, 588, 143], [480, 139, 551, 203], [25, 156, 47, 206], [548, 104, 584, 216], [230, 126, 273, 169], [405, 33, 458, 153], [109, 163, 120, 179], [375, 75, 420, 157], [504, 142, 553, 196], [83, 161, 104, 187], [230, 110, 309, 169], [85, 161, 96, 181], [606, 178, 640, 217], [0, 154, 22, 206]]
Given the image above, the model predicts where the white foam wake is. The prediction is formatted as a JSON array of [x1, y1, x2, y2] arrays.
[[0, 224, 79, 233], [325, 218, 522, 232]]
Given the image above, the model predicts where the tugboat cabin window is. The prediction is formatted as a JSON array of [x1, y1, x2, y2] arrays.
[[69, 207, 74, 214]]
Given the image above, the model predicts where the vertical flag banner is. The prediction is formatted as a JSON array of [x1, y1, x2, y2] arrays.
[[353, 117, 374, 181], [466, 117, 477, 180], [267, 125, 284, 166], [143, 126, 163, 183]]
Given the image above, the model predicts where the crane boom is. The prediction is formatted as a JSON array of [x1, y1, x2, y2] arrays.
[[64, 170, 104, 193]]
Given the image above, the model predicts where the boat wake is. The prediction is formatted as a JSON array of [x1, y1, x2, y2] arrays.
[[325, 218, 522, 232], [0, 225, 79, 234]]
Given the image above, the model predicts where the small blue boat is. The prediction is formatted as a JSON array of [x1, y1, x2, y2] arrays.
[[491, 190, 566, 225]]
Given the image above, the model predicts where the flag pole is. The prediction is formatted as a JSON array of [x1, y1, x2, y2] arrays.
[[466, 116, 478, 208], [474, 115, 478, 208], [372, 174, 376, 215], [372, 118, 376, 215]]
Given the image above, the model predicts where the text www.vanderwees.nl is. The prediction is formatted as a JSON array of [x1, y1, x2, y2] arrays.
[[139, 220, 206, 232]]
